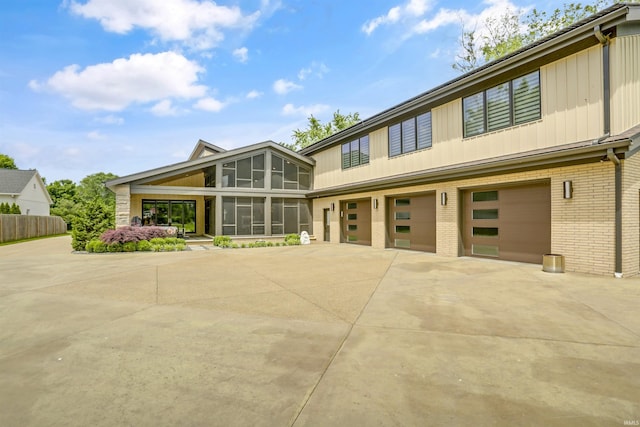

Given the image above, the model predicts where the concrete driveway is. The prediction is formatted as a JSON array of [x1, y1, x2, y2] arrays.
[[1, 236, 639, 426]]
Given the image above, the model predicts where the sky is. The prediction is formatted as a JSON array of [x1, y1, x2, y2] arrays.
[[0, 0, 557, 183]]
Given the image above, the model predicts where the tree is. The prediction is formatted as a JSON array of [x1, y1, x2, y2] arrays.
[[9, 203, 21, 214], [76, 172, 118, 206], [452, 1, 615, 72], [71, 197, 114, 251], [47, 179, 77, 206], [0, 154, 18, 169], [284, 110, 361, 151]]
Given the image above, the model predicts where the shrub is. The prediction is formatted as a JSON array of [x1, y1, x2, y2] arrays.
[[136, 240, 152, 252], [86, 239, 107, 253], [122, 241, 137, 252], [241, 243, 246, 248], [150, 237, 166, 245], [213, 235, 232, 247], [175, 244, 186, 251], [107, 242, 123, 252], [100, 226, 168, 244], [284, 234, 301, 245]]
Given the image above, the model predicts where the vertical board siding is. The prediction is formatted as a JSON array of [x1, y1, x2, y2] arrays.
[[312, 45, 604, 191], [0, 215, 67, 243], [611, 35, 640, 134]]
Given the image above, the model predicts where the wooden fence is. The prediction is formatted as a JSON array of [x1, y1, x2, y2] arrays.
[[0, 214, 67, 243]]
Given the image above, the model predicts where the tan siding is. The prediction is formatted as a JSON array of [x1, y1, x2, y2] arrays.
[[622, 152, 640, 276], [312, 45, 604, 191], [611, 35, 640, 134], [149, 172, 204, 187]]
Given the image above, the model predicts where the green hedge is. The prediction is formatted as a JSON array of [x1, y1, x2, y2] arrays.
[[85, 237, 187, 253]]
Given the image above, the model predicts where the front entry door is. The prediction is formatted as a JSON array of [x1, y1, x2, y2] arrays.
[[323, 208, 331, 242]]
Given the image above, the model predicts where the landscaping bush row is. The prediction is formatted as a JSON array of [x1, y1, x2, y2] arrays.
[[100, 226, 169, 244], [213, 233, 302, 249], [86, 236, 187, 253]]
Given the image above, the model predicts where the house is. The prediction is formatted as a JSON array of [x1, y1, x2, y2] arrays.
[[0, 169, 52, 216], [107, 3, 640, 277]]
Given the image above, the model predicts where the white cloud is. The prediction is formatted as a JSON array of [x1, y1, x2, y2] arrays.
[[362, 0, 525, 47], [233, 47, 249, 63], [273, 78, 302, 95], [95, 114, 124, 125], [194, 96, 226, 112], [30, 51, 207, 111], [150, 99, 179, 116], [67, 0, 261, 51], [298, 61, 329, 80], [87, 130, 106, 140], [281, 103, 329, 117], [246, 90, 262, 99], [362, 0, 434, 35]]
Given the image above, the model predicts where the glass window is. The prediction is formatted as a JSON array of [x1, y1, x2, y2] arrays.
[[463, 92, 486, 137], [284, 205, 298, 234], [237, 157, 251, 180], [472, 191, 498, 202], [401, 118, 416, 153], [204, 166, 216, 187], [342, 143, 351, 169], [284, 160, 297, 182], [360, 135, 370, 164], [473, 209, 499, 219], [395, 212, 411, 220], [299, 170, 310, 190], [473, 227, 499, 237], [513, 71, 541, 124], [394, 239, 411, 249], [253, 154, 265, 171], [350, 139, 360, 167], [487, 83, 511, 131], [395, 198, 410, 207], [388, 123, 401, 157], [347, 213, 357, 220], [347, 202, 357, 209], [348, 224, 358, 231], [272, 155, 283, 172], [472, 244, 499, 257], [222, 162, 235, 188], [416, 112, 432, 150], [395, 225, 411, 233], [253, 170, 265, 189], [237, 206, 252, 235], [223, 197, 235, 227]]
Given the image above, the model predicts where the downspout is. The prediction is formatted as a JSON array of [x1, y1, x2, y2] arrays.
[[607, 149, 622, 278], [596, 26, 622, 278]]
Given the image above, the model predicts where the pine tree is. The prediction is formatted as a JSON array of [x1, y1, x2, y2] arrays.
[[71, 198, 114, 251]]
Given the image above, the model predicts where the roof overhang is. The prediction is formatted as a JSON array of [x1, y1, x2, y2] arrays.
[[106, 140, 315, 190], [300, 3, 637, 156], [306, 138, 633, 198]]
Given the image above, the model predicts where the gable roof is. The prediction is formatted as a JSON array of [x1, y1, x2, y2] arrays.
[[0, 169, 37, 194], [0, 169, 53, 204], [300, 2, 638, 155], [106, 140, 315, 189], [188, 139, 227, 161]]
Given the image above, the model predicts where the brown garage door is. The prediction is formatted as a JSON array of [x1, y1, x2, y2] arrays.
[[341, 199, 372, 246], [463, 182, 551, 264], [387, 193, 436, 252]]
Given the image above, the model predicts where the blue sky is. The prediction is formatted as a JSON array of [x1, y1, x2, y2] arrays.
[[0, 0, 557, 183]]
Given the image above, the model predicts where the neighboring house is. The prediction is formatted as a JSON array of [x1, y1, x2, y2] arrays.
[[107, 3, 640, 277], [0, 169, 52, 216]]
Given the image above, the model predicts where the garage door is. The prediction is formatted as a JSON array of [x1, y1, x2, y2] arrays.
[[341, 199, 371, 246], [387, 193, 436, 252], [463, 182, 550, 264]]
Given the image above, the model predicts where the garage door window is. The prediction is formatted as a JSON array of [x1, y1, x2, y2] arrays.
[[473, 209, 499, 219], [472, 244, 499, 257], [472, 191, 498, 202], [473, 227, 499, 237]]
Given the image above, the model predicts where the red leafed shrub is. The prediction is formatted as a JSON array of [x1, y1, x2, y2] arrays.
[[100, 226, 168, 244]]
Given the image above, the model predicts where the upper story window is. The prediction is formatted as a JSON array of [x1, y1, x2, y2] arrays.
[[222, 154, 265, 188], [388, 112, 432, 157], [271, 155, 311, 190], [342, 135, 370, 169], [204, 165, 216, 187], [463, 70, 541, 138]]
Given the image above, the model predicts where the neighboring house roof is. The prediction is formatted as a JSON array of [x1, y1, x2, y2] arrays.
[[188, 139, 227, 161], [300, 2, 638, 155], [0, 169, 53, 204], [107, 140, 315, 188]]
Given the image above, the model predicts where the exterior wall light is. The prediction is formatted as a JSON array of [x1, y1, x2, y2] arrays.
[[441, 192, 448, 206], [330, 202, 335, 211], [563, 181, 573, 199], [373, 198, 378, 209]]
